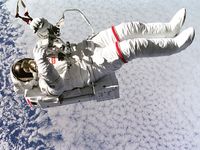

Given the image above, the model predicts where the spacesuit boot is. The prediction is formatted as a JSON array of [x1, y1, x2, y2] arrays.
[[169, 8, 186, 36], [91, 8, 186, 47], [174, 27, 195, 50]]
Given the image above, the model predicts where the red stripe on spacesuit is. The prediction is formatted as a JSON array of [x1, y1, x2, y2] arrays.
[[111, 26, 120, 42], [112, 26, 127, 63], [115, 42, 127, 63], [25, 98, 32, 107]]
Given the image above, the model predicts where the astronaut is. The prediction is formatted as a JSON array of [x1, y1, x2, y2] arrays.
[[11, 8, 195, 97]]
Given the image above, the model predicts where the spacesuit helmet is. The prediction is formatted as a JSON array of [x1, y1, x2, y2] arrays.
[[11, 58, 37, 82]]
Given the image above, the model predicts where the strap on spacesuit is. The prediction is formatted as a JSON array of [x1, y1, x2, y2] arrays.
[[112, 26, 127, 63], [15, 0, 33, 24]]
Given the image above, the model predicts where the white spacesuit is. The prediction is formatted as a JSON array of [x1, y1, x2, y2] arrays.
[[11, 8, 195, 98]]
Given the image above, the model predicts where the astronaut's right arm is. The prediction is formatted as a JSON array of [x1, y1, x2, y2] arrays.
[[33, 44, 65, 96]]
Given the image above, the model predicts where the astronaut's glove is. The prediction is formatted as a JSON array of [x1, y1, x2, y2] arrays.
[[33, 44, 47, 61], [30, 18, 60, 37], [30, 18, 53, 35], [30, 18, 44, 33]]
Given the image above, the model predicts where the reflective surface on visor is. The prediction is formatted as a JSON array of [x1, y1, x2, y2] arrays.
[[12, 58, 37, 82]]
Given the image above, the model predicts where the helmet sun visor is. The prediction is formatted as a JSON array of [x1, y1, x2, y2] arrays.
[[12, 58, 37, 82]]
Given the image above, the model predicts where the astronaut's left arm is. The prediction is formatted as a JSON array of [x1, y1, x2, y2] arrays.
[[33, 44, 65, 96]]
